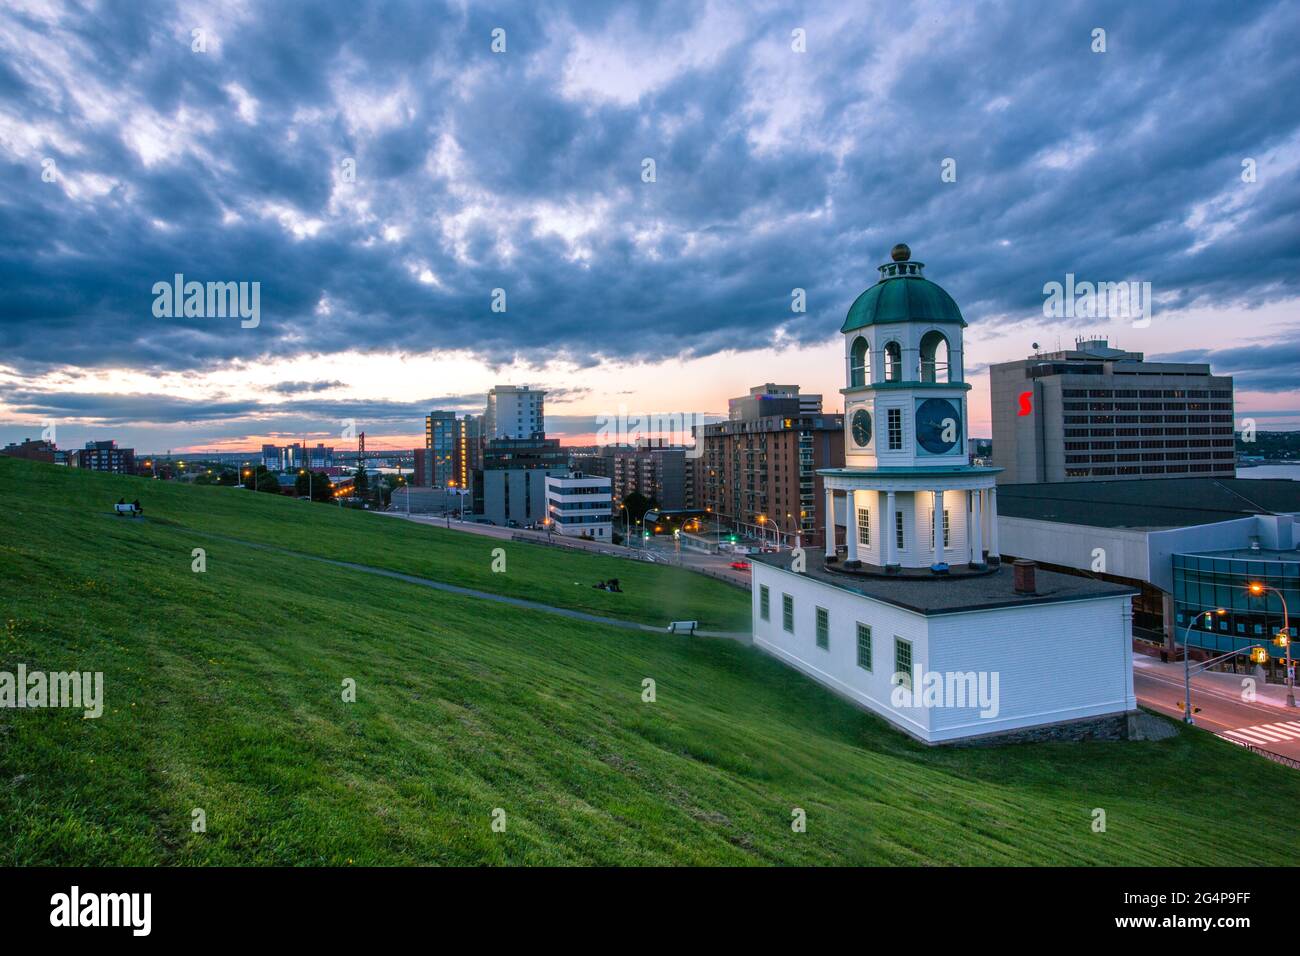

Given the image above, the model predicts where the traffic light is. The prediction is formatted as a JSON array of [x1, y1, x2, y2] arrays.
[[1251, 647, 1270, 665], [1275, 629, 1291, 648]]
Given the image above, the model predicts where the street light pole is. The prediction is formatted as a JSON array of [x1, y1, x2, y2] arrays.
[[1183, 608, 1225, 724], [1250, 582, 1293, 708]]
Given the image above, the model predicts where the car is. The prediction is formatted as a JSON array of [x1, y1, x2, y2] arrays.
[[506, 519, 520, 528], [730, 560, 751, 572]]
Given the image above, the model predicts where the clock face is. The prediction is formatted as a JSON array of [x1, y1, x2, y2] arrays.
[[850, 408, 872, 447], [915, 398, 962, 455]]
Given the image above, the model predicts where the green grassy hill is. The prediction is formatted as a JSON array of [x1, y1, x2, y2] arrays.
[[1, 455, 1297, 865]]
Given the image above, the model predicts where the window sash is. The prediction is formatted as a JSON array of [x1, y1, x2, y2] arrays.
[[894, 638, 913, 690], [856, 507, 870, 546], [815, 607, 829, 649], [887, 408, 903, 450], [759, 585, 770, 621], [782, 594, 794, 632], [856, 623, 872, 671]]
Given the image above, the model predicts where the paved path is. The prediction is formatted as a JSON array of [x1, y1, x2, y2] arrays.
[[377, 510, 755, 587], [185, 525, 751, 643]]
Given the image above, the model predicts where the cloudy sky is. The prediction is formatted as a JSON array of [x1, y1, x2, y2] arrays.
[[2, 0, 1298, 454]]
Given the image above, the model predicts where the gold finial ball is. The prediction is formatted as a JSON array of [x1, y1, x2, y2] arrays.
[[890, 243, 911, 262]]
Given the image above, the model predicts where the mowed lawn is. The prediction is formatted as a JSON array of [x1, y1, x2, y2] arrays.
[[2, 456, 1299, 865], [4, 457, 750, 632]]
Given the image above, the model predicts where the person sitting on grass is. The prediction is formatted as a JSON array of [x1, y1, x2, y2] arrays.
[[607, 578, 622, 592]]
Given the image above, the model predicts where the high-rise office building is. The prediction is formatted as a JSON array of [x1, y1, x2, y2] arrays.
[[485, 386, 545, 440], [990, 338, 1235, 484], [481, 437, 567, 525], [421, 411, 458, 487], [728, 383, 823, 422]]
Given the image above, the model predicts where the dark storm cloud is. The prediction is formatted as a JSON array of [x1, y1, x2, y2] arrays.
[[0, 386, 486, 426], [1154, 333, 1300, 393], [268, 379, 345, 395], [1, 0, 1298, 380]]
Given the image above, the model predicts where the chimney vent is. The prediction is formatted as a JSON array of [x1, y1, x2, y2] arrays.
[[1013, 559, 1038, 595]]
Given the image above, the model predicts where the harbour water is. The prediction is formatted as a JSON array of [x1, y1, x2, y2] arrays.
[[1237, 464, 1300, 480]]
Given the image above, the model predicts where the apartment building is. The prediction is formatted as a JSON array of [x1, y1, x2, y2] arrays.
[[701, 386, 843, 546]]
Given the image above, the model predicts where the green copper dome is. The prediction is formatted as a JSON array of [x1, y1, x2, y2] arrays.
[[841, 247, 966, 333]]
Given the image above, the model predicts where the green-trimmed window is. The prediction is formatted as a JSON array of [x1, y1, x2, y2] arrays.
[[782, 593, 794, 633], [856, 623, 872, 671], [759, 584, 770, 621], [887, 408, 903, 450], [815, 607, 829, 649], [894, 638, 913, 690]]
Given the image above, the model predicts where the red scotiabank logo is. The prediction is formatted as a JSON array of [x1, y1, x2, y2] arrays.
[[1017, 391, 1033, 416]]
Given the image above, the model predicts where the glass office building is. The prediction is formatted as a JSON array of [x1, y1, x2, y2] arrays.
[[1173, 549, 1300, 674]]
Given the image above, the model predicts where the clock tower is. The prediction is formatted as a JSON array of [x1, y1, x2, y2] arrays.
[[820, 244, 1001, 573]]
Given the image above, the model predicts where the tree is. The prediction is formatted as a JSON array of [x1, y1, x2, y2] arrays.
[[255, 467, 280, 494], [295, 470, 332, 502], [621, 491, 657, 524], [353, 464, 370, 497]]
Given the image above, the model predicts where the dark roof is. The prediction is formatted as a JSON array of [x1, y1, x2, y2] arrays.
[[752, 553, 1135, 616], [997, 478, 1300, 531]]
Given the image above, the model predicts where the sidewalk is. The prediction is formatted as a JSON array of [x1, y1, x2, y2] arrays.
[[1134, 654, 1298, 710]]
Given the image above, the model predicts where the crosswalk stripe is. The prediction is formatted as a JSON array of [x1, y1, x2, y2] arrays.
[[1223, 728, 1269, 742], [1258, 723, 1300, 739], [1228, 727, 1289, 743]]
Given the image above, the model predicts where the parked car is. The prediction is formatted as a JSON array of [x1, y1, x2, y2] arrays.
[[506, 519, 520, 528]]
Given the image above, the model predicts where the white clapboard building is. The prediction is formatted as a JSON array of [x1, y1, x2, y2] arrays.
[[751, 244, 1138, 744]]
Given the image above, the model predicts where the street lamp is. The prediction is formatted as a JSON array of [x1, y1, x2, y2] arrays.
[[1183, 608, 1226, 724], [299, 468, 312, 502], [1249, 581, 1294, 708]]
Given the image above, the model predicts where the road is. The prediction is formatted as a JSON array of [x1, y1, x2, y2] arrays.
[[375, 511, 754, 586], [1134, 656, 1300, 761]]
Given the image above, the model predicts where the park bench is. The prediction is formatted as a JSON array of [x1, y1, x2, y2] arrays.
[[667, 620, 698, 635], [113, 502, 142, 517]]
